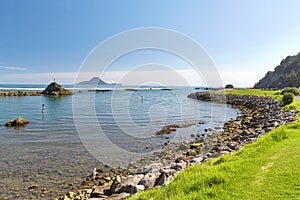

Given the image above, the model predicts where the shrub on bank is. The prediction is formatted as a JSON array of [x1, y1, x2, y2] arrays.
[[282, 92, 294, 105], [280, 87, 300, 95]]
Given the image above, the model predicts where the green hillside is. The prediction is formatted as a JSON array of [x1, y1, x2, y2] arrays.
[[254, 52, 300, 89]]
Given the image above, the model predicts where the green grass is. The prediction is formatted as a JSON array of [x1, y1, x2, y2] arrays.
[[216, 88, 280, 97], [130, 89, 300, 200]]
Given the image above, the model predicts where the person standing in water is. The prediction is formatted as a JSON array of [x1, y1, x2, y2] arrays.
[[41, 104, 45, 114]]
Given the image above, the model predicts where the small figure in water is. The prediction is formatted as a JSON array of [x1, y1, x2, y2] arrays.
[[141, 95, 144, 101], [41, 104, 45, 114]]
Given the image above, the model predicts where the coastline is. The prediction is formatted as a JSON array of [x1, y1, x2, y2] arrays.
[[57, 92, 297, 200], [0, 91, 43, 96]]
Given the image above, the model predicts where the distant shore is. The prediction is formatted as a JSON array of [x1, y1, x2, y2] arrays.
[[56, 92, 297, 200]]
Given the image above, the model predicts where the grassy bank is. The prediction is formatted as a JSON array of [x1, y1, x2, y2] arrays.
[[219, 88, 280, 97], [130, 89, 300, 200]]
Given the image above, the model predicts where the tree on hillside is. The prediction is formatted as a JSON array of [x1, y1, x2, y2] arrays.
[[225, 84, 234, 89]]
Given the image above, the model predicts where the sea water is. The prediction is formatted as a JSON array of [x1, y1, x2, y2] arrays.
[[0, 84, 239, 199]]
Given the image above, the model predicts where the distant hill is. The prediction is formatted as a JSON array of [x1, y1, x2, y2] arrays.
[[254, 52, 300, 89], [77, 77, 109, 85]]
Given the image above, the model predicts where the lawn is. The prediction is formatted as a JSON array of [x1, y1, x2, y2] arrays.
[[130, 89, 300, 200], [217, 88, 280, 97]]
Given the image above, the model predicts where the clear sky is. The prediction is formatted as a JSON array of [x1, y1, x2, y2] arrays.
[[1, 0, 300, 86]]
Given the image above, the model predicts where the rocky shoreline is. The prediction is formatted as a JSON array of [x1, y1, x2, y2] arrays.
[[0, 91, 43, 96], [0, 82, 73, 96], [56, 92, 297, 200]]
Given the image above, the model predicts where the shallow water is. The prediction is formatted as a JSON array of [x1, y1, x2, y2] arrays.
[[0, 85, 239, 199]]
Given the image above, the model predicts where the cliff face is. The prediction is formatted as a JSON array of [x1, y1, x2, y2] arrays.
[[254, 52, 300, 89]]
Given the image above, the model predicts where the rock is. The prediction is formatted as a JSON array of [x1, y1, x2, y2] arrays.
[[86, 188, 93, 195], [143, 163, 163, 173], [190, 143, 202, 149], [212, 144, 223, 151], [0, 91, 42, 96], [273, 121, 280, 127], [62, 195, 70, 200], [138, 173, 157, 189], [232, 135, 241, 142], [28, 184, 39, 190], [89, 186, 110, 198], [41, 82, 73, 95], [156, 127, 176, 135], [186, 149, 197, 157], [67, 191, 76, 199], [190, 156, 203, 163], [164, 174, 175, 186], [170, 161, 187, 170], [130, 185, 145, 195], [178, 143, 189, 151], [110, 174, 144, 194], [106, 192, 130, 200], [5, 117, 29, 127], [110, 175, 122, 194], [162, 169, 176, 177], [126, 174, 144, 187], [154, 171, 167, 186]]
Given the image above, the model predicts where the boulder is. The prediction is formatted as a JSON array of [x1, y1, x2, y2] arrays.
[[190, 143, 202, 149], [138, 173, 157, 189], [109, 174, 144, 194], [41, 82, 73, 95], [130, 185, 145, 195], [109, 175, 122, 194], [5, 117, 29, 127], [154, 171, 167, 186], [170, 161, 187, 170], [190, 156, 204, 164], [89, 185, 110, 198], [106, 192, 130, 200]]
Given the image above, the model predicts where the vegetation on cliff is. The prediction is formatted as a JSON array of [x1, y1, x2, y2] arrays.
[[254, 52, 300, 89]]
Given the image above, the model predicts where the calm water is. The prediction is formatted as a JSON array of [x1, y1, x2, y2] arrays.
[[0, 84, 239, 199]]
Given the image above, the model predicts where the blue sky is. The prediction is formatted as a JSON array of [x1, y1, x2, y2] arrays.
[[1, 0, 300, 86]]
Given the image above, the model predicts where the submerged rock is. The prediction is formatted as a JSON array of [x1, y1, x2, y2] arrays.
[[41, 82, 73, 95], [5, 117, 29, 127]]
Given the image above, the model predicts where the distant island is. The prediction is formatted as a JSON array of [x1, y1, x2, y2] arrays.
[[77, 77, 121, 86], [254, 52, 300, 89]]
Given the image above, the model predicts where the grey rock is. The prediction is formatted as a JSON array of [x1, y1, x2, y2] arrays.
[[106, 192, 130, 200], [90, 186, 110, 198], [170, 161, 186, 170], [154, 172, 167, 186], [138, 174, 157, 189], [130, 185, 145, 195], [110, 175, 122, 194]]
